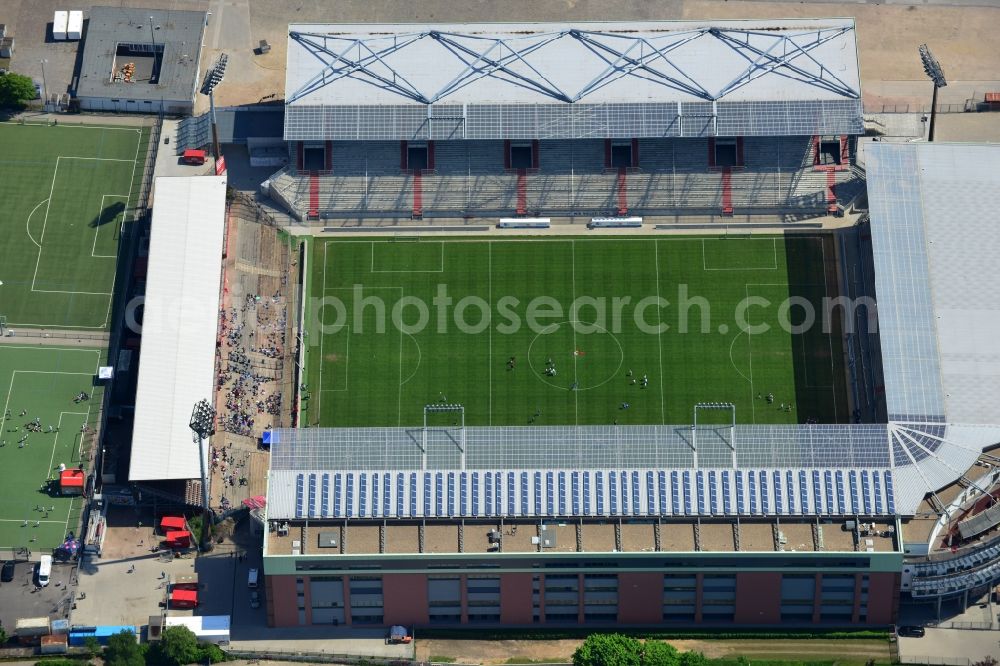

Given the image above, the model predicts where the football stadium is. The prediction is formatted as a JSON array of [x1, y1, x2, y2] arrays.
[[28, 16, 988, 635], [242, 19, 1000, 630]]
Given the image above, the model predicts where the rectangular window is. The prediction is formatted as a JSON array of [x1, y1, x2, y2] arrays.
[[714, 137, 738, 168], [818, 136, 843, 165], [510, 143, 533, 170], [610, 142, 633, 169], [407, 144, 428, 171]]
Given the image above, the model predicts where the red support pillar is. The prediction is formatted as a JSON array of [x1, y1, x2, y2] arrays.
[[721, 167, 733, 216], [413, 171, 423, 219], [840, 135, 850, 164], [516, 169, 527, 216], [617, 167, 628, 216], [812, 135, 821, 166]]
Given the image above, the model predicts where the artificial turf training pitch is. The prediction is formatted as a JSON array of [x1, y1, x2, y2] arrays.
[[0, 122, 148, 329], [303, 235, 848, 429], [0, 346, 103, 550]]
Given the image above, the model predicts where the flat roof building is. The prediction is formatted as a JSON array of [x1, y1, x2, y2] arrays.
[[129, 176, 227, 481], [76, 6, 208, 115]]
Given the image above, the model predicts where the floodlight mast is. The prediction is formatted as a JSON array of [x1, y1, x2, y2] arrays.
[[200, 54, 228, 163], [189, 399, 217, 551], [918, 44, 947, 142]]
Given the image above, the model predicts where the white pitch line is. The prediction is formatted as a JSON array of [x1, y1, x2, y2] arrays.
[[25, 199, 48, 249], [92, 194, 130, 258], [488, 242, 493, 426], [29, 156, 62, 293], [570, 240, 578, 425], [653, 239, 666, 424], [57, 156, 135, 162]]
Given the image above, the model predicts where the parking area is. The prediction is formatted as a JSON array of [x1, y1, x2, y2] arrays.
[[0, 559, 74, 633]]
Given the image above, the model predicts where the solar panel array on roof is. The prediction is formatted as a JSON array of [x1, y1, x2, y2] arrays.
[[273, 467, 895, 520]]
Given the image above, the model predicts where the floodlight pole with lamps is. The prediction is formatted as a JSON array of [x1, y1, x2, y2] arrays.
[[189, 399, 216, 552], [918, 44, 947, 142], [39, 59, 48, 104], [200, 54, 228, 163]]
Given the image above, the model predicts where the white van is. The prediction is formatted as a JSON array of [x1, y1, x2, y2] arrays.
[[247, 568, 259, 589], [37, 555, 52, 587]]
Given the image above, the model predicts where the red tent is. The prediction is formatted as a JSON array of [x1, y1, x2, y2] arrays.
[[169, 588, 198, 609], [164, 530, 191, 547], [59, 470, 86, 496], [160, 516, 186, 531]]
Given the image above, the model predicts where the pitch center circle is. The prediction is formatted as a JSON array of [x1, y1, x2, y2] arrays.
[[526, 320, 624, 392]]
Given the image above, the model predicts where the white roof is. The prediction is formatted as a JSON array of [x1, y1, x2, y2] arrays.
[[129, 176, 227, 481], [286, 19, 860, 106], [867, 142, 1000, 425], [164, 615, 230, 637]]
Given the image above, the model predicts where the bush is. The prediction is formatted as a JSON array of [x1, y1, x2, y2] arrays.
[[105, 630, 143, 666], [0, 71, 36, 108], [573, 633, 643, 666]]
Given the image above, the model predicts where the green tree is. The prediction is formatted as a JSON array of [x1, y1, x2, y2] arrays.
[[157, 625, 201, 665], [83, 636, 102, 658], [0, 72, 37, 107], [642, 641, 680, 666], [572, 633, 643, 666], [104, 630, 144, 666], [677, 651, 709, 666]]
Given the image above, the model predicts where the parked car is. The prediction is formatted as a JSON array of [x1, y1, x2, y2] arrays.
[[249, 591, 260, 609], [897, 625, 925, 638], [1, 560, 15, 582]]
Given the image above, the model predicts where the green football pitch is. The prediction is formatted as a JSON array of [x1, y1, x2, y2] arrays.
[[0, 346, 103, 550], [0, 122, 148, 329], [302, 235, 848, 429]]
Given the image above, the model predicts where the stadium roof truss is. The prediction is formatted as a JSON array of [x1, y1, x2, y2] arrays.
[[283, 21, 864, 141]]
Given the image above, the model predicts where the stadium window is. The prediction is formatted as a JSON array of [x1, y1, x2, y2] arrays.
[[714, 137, 739, 168], [818, 136, 843, 165], [302, 143, 326, 171], [407, 144, 428, 171], [610, 141, 632, 169], [509, 143, 533, 170]]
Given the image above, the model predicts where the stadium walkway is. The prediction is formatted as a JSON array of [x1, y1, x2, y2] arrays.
[[0, 328, 109, 348]]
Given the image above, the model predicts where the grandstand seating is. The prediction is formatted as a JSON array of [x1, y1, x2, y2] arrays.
[[267, 137, 862, 220]]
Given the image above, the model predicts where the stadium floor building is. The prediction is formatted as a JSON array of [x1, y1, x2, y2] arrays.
[[265, 20, 865, 221], [255, 21, 1000, 629]]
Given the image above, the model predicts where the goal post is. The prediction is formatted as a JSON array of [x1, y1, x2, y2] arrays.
[[422, 403, 466, 469], [391, 234, 421, 242], [692, 402, 737, 465]]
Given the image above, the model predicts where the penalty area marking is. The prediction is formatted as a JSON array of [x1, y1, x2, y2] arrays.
[[92, 194, 130, 258]]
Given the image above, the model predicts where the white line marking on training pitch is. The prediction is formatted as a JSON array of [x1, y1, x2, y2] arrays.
[[92, 194, 130, 258], [23, 148, 141, 321], [25, 199, 48, 249]]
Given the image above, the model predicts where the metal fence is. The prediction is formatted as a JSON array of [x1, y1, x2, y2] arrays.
[[2, 329, 108, 341], [226, 650, 421, 665]]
